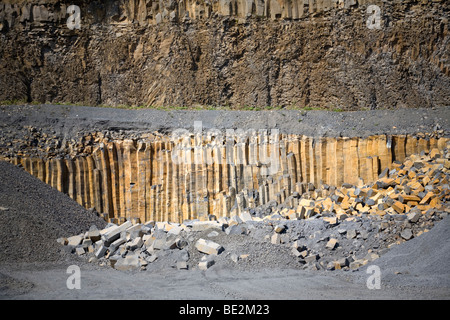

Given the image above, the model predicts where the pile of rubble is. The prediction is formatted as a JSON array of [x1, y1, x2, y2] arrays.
[[58, 147, 449, 272]]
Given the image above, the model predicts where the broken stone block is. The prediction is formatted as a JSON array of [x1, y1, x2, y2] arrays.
[[126, 237, 143, 251], [364, 252, 380, 262], [291, 247, 303, 257], [225, 224, 247, 235], [401, 228, 413, 240], [126, 224, 144, 239], [82, 238, 92, 248], [102, 221, 132, 243], [114, 254, 140, 271], [166, 237, 178, 249], [87, 228, 101, 242], [167, 225, 184, 236], [146, 254, 158, 263], [349, 259, 368, 270], [305, 253, 319, 264], [109, 238, 126, 253], [56, 237, 68, 245], [152, 238, 166, 250], [176, 261, 189, 270], [326, 238, 338, 250], [326, 261, 336, 270], [407, 210, 421, 223], [271, 233, 282, 244], [198, 259, 215, 270], [298, 250, 308, 258], [337, 257, 349, 268], [347, 229, 357, 239], [75, 247, 85, 255], [67, 235, 83, 246], [274, 224, 286, 233], [292, 241, 307, 252], [323, 217, 338, 226], [239, 210, 253, 222], [195, 238, 224, 255]]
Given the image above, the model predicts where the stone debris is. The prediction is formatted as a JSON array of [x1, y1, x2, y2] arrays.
[[195, 239, 224, 255], [326, 238, 338, 250], [198, 259, 215, 271], [58, 148, 450, 272]]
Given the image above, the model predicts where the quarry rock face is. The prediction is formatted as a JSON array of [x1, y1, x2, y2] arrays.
[[0, 0, 449, 109], [1, 128, 448, 223]]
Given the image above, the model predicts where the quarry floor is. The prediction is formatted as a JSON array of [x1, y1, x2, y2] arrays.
[[0, 105, 449, 301], [1, 220, 450, 300], [1, 104, 449, 139]]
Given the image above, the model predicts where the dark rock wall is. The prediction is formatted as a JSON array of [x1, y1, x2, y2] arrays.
[[0, 0, 449, 109]]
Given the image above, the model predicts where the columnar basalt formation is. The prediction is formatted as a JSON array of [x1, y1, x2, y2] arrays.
[[1, 0, 449, 109], [2, 133, 448, 223]]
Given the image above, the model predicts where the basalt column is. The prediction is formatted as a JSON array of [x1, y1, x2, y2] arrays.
[[4, 134, 449, 223]]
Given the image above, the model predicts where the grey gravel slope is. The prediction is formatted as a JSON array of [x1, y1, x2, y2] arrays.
[[352, 215, 450, 291], [0, 161, 106, 263]]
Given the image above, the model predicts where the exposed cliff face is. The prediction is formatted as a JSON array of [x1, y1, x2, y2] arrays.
[[0, 0, 449, 109], [1, 104, 449, 223]]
